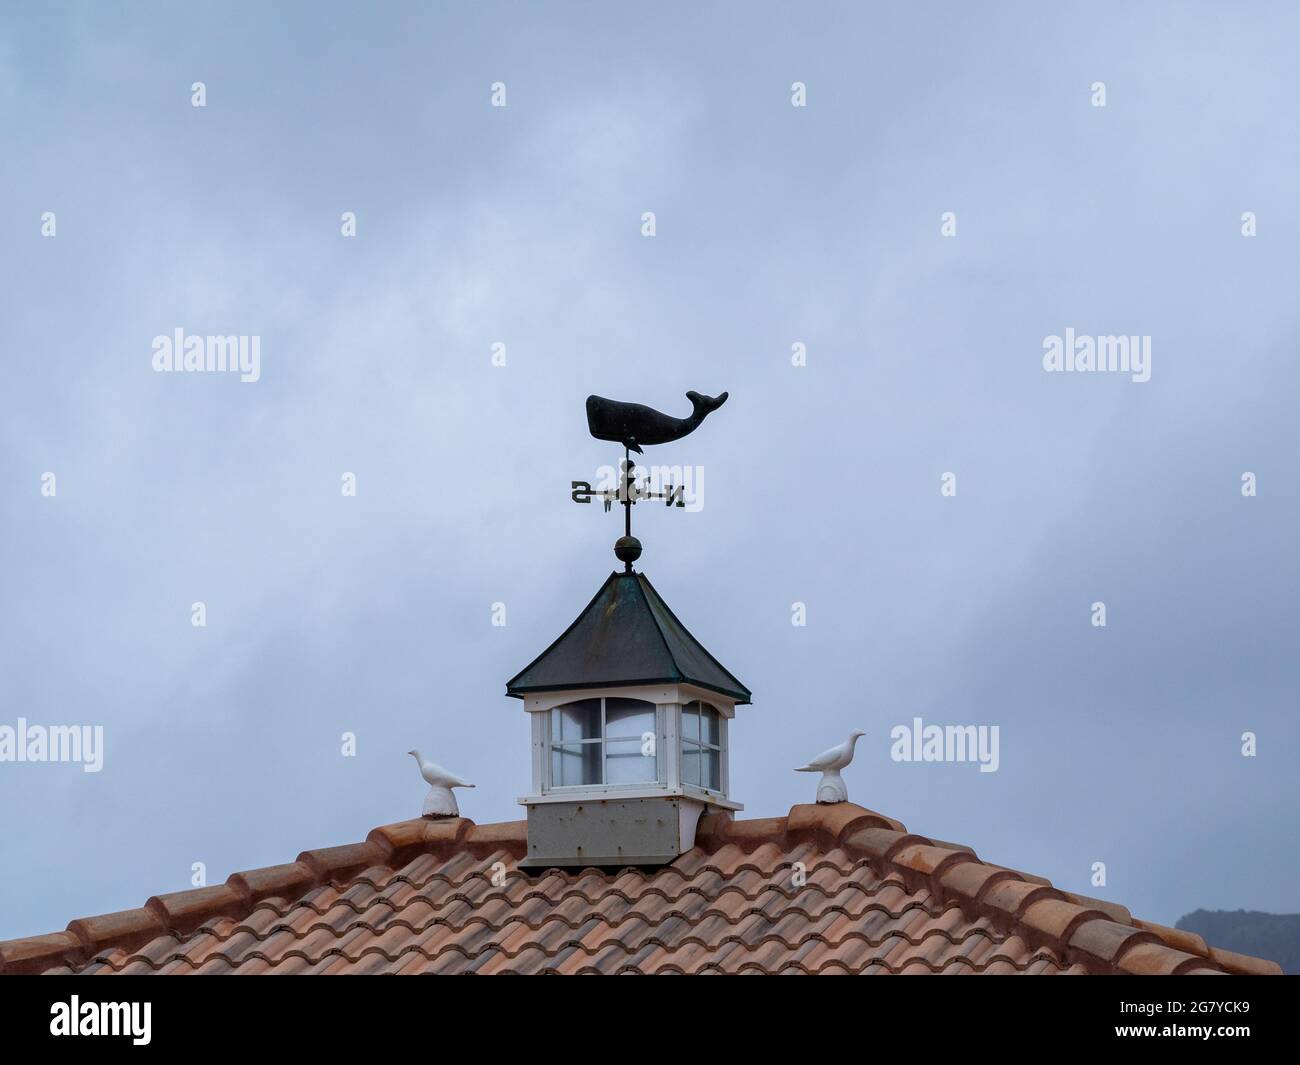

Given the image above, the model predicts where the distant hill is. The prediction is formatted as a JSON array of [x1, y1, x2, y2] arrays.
[[1176, 909, 1298, 974]]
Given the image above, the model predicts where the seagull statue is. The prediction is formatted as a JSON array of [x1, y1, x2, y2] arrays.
[[408, 750, 475, 817], [795, 730, 866, 804]]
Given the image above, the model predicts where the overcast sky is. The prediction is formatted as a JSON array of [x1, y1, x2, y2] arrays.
[[1, 2, 1297, 940]]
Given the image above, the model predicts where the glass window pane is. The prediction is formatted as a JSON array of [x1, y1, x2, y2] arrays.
[[700, 704, 721, 746], [682, 702, 700, 744], [552, 699, 600, 743], [549, 745, 573, 787], [605, 698, 655, 740], [605, 737, 657, 784], [552, 743, 601, 786], [705, 748, 721, 791], [681, 745, 700, 787], [549, 745, 567, 787]]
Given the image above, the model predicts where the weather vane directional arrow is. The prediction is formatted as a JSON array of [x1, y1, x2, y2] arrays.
[[569, 390, 729, 572], [570, 472, 686, 512]]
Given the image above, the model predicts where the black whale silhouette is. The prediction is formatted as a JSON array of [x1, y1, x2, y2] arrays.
[[586, 391, 729, 453]]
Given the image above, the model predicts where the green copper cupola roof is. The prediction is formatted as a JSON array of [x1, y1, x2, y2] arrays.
[[506, 571, 751, 704]]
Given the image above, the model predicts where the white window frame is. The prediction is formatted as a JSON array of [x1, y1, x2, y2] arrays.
[[519, 684, 743, 811], [680, 700, 726, 795], [544, 696, 663, 792]]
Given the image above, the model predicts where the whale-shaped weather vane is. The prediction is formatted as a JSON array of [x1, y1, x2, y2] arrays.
[[585, 391, 728, 453], [571, 390, 730, 571]]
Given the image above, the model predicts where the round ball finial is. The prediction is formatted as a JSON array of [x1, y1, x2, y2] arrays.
[[614, 535, 642, 566]]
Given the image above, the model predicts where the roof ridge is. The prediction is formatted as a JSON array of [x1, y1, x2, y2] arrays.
[[0, 815, 479, 975], [0, 804, 1282, 975], [750, 804, 1279, 976], [627, 571, 687, 684]]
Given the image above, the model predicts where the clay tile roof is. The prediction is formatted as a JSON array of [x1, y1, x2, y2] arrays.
[[0, 804, 1281, 975]]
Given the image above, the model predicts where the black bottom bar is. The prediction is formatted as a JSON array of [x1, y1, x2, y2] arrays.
[[0, 972, 1289, 1051]]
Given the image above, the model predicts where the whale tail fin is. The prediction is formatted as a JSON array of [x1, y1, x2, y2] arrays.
[[686, 390, 728, 418]]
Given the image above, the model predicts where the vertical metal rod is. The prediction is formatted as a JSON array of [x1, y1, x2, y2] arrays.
[[624, 446, 633, 538], [622, 446, 634, 571]]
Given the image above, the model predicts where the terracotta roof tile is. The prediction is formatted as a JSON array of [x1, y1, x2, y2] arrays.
[[1062, 890, 1132, 925], [148, 885, 247, 934], [843, 826, 923, 863], [296, 841, 389, 883], [980, 879, 1062, 926], [67, 907, 168, 956], [1208, 945, 1285, 976], [1133, 918, 1209, 957], [0, 803, 1282, 975], [1116, 941, 1207, 976], [1020, 898, 1107, 946], [1067, 918, 1158, 971], [892, 842, 975, 882], [0, 930, 85, 974], [939, 859, 1018, 904]]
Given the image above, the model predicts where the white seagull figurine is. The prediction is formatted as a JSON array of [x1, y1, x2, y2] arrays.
[[408, 750, 476, 817], [795, 730, 866, 804]]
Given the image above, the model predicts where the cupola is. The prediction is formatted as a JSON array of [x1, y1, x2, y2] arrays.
[[506, 389, 748, 868]]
